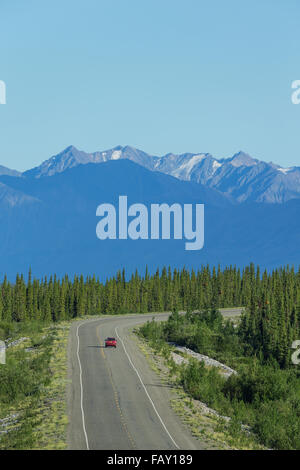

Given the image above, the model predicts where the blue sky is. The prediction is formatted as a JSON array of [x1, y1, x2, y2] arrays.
[[0, 0, 300, 171]]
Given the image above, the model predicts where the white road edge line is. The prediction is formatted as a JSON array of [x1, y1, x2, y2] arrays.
[[76, 316, 140, 450], [76, 316, 117, 450], [76, 321, 91, 450], [115, 326, 180, 450]]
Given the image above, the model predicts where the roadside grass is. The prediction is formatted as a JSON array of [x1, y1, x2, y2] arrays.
[[0, 321, 70, 450], [132, 329, 264, 450], [33, 324, 69, 450]]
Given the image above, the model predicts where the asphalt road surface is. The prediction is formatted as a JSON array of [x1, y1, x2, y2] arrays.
[[67, 309, 243, 450], [219, 307, 244, 318]]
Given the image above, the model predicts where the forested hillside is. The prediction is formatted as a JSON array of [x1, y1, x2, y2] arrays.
[[1, 263, 300, 449], [134, 264, 300, 449], [0, 263, 299, 368]]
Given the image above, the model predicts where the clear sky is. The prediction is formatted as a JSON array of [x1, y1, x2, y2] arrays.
[[0, 0, 300, 171]]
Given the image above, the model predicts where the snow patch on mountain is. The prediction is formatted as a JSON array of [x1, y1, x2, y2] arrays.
[[172, 154, 206, 180], [278, 167, 292, 174], [111, 150, 122, 160], [212, 160, 222, 174]]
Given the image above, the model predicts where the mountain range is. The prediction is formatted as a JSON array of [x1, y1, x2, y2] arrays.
[[0, 145, 299, 280], [24, 145, 300, 204]]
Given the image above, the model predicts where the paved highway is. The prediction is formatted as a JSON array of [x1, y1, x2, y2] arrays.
[[67, 313, 207, 450], [67, 308, 243, 450]]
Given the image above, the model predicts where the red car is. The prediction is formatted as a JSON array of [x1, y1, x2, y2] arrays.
[[105, 337, 117, 348]]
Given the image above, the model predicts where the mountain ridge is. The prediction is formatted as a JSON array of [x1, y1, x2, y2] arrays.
[[21, 145, 300, 204], [0, 159, 299, 280]]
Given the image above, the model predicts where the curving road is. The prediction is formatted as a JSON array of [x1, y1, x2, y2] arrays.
[[67, 309, 243, 450], [67, 313, 206, 450]]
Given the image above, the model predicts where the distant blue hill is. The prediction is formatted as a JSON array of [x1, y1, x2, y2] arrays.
[[23, 145, 300, 204], [0, 159, 299, 281]]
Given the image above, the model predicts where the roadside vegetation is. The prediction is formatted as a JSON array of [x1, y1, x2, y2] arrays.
[[1, 264, 300, 370], [0, 263, 299, 449], [0, 320, 69, 449], [138, 305, 300, 450]]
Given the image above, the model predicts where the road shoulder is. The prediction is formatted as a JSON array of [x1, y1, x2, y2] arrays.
[[131, 326, 258, 450], [117, 321, 210, 450]]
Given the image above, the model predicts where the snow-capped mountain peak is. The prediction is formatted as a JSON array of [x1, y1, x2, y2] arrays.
[[21, 145, 300, 203], [228, 151, 258, 167]]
